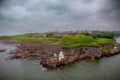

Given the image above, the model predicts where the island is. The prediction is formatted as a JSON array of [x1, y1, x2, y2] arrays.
[[0, 31, 120, 70]]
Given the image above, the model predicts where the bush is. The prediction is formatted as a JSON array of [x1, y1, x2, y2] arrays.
[[92, 33, 114, 39], [28, 50, 34, 55], [79, 51, 85, 55]]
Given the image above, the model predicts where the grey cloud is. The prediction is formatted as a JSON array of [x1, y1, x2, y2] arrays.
[[0, 0, 7, 7], [46, 2, 71, 15], [98, 0, 120, 22], [0, 0, 120, 35]]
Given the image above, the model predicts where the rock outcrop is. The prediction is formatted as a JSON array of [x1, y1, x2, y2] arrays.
[[9, 43, 120, 70]]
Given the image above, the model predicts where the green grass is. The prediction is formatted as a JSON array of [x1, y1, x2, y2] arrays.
[[0, 36, 12, 40], [28, 50, 34, 55], [42, 38, 60, 44], [62, 42, 99, 49], [0, 33, 116, 50], [22, 33, 46, 38], [61, 35, 95, 45], [61, 35, 115, 49], [96, 38, 115, 46], [101, 47, 112, 54], [61, 35, 99, 49], [0, 36, 41, 43], [79, 51, 85, 55], [0, 33, 61, 45], [48, 53, 54, 57]]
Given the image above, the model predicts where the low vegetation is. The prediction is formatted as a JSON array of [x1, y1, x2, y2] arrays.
[[0, 31, 116, 49], [96, 38, 115, 46], [101, 47, 112, 54], [63, 42, 99, 49], [61, 35, 115, 49], [0, 33, 60, 44], [28, 50, 34, 55], [79, 51, 85, 55], [61, 35, 95, 45]]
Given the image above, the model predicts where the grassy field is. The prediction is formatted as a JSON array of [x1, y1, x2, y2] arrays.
[[0, 33, 115, 49], [0, 33, 60, 44], [61, 35, 95, 45], [96, 38, 115, 46], [61, 35, 115, 49]]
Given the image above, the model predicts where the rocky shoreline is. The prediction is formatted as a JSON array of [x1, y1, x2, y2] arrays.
[[9, 44, 120, 69], [1, 40, 120, 70], [40, 46, 120, 70]]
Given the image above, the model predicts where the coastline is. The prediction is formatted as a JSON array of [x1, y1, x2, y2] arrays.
[[0, 31, 120, 70], [1, 40, 120, 70]]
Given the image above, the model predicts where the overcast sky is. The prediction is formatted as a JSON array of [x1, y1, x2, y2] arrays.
[[0, 0, 120, 35]]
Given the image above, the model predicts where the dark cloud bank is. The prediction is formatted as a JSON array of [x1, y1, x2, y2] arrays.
[[0, 0, 120, 35]]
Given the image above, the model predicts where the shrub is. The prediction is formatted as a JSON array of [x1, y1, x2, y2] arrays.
[[79, 51, 85, 55], [28, 50, 34, 55]]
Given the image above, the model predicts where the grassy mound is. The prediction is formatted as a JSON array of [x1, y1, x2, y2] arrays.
[[96, 38, 115, 46], [61, 35, 115, 49], [61, 35, 95, 45], [61, 35, 100, 49], [0, 33, 115, 49], [0, 33, 60, 44]]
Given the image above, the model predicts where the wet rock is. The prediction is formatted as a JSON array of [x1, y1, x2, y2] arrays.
[[79, 55, 86, 60], [9, 50, 17, 54], [40, 54, 80, 69], [0, 49, 6, 52], [6, 42, 120, 70], [40, 57, 58, 68]]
